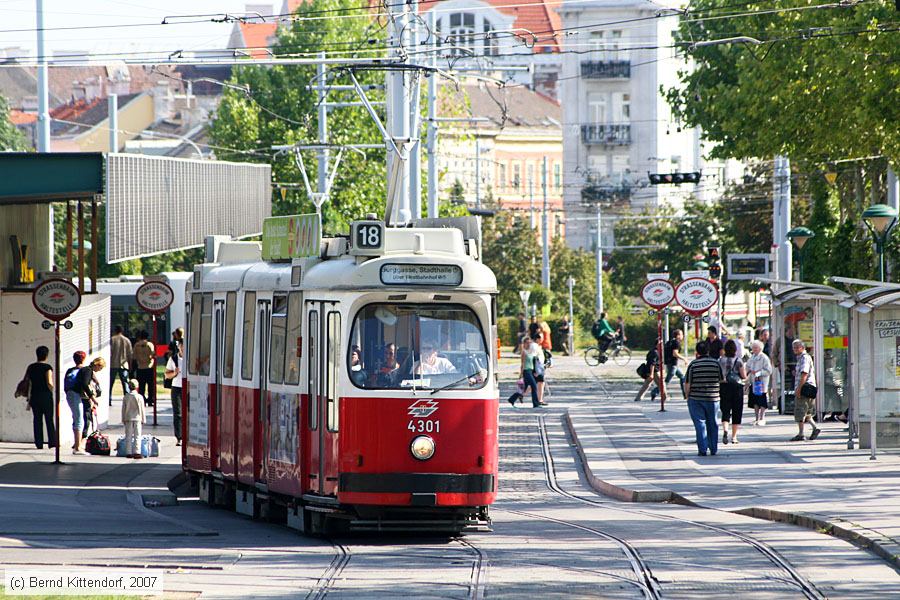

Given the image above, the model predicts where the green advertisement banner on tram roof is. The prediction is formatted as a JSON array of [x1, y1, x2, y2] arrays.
[[262, 214, 321, 260]]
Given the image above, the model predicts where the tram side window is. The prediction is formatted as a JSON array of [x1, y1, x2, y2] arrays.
[[327, 311, 341, 432], [269, 294, 288, 384], [284, 292, 302, 385], [308, 310, 318, 430], [188, 294, 201, 375], [223, 292, 237, 378], [241, 292, 256, 380], [197, 294, 213, 376]]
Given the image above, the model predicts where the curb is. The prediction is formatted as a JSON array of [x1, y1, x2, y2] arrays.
[[733, 507, 900, 572], [563, 410, 693, 505], [564, 408, 900, 572]]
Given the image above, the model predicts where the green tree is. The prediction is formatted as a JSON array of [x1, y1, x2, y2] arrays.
[[481, 211, 541, 316], [0, 94, 26, 151], [209, 0, 388, 232], [666, 0, 900, 166]]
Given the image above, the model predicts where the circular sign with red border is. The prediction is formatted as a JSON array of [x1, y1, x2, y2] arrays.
[[136, 281, 174, 314], [674, 277, 719, 315], [32, 279, 81, 321], [640, 279, 675, 309]]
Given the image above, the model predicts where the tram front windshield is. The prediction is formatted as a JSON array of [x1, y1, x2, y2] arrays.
[[349, 303, 489, 390]]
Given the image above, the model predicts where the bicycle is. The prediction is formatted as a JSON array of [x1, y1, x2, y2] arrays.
[[584, 338, 632, 367]]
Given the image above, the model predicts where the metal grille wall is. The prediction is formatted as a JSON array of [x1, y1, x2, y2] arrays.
[[106, 154, 271, 263]]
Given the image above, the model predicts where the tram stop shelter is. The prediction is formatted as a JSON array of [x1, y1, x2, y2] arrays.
[[758, 279, 851, 424], [831, 277, 900, 453], [0, 152, 271, 445]]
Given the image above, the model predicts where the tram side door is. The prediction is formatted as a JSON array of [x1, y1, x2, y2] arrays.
[[256, 299, 271, 484], [212, 299, 225, 471], [307, 301, 341, 497]]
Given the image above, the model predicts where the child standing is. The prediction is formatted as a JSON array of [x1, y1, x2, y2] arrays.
[[121, 379, 145, 459]]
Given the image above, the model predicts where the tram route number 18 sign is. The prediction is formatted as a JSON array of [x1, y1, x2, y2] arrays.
[[674, 277, 719, 315], [640, 279, 675, 309], [136, 281, 174, 314], [32, 279, 81, 321]]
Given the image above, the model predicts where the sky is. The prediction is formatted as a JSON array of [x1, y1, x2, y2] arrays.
[[1, 0, 261, 60]]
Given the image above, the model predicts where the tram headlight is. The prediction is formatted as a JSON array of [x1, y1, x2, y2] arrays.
[[410, 435, 435, 461]]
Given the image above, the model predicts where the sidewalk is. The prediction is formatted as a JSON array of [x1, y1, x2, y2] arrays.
[[565, 386, 900, 570]]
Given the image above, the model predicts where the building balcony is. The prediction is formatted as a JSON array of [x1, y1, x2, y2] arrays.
[[581, 123, 631, 146], [581, 182, 633, 205], [580, 60, 630, 79]]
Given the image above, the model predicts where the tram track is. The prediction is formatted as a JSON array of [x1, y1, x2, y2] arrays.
[[536, 414, 827, 600], [457, 537, 487, 600], [305, 539, 350, 600]]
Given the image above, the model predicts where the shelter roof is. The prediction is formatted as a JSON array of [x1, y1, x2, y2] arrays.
[[754, 278, 849, 304], [830, 277, 900, 309]]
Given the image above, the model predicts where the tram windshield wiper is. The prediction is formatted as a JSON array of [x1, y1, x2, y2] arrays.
[[430, 372, 481, 395]]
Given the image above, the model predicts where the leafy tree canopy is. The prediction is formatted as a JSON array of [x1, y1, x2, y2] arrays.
[[667, 0, 900, 166], [0, 95, 27, 151]]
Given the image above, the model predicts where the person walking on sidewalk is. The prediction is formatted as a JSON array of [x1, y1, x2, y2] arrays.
[[558, 317, 571, 356], [109, 326, 132, 403], [121, 379, 146, 459], [24, 346, 56, 450], [706, 326, 724, 358], [64, 351, 87, 454], [746, 340, 773, 425], [511, 335, 545, 408], [719, 339, 747, 445], [165, 343, 184, 446], [133, 331, 156, 407], [791, 339, 821, 442], [634, 344, 660, 402], [515, 313, 527, 355], [685, 341, 723, 456], [654, 329, 687, 400]]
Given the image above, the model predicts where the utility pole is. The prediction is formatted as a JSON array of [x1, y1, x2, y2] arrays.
[[386, 0, 412, 224], [36, 0, 50, 152], [108, 94, 118, 152], [426, 10, 438, 218], [541, 156, 550, 288], [316, 53, 328, 202], [475, 137, 481, 209], [408, 0, 421, 219], [595, 205, 604, 316], [774, 155, 792, 281]]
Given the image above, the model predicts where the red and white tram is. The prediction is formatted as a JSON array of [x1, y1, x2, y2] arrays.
[[182, 215, 499, 533]]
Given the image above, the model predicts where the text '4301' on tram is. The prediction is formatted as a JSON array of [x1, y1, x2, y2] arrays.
[[182, 214, 499, 534]]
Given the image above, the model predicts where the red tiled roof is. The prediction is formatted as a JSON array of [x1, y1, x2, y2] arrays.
[[418, 0, 561, 53], [238, 23, 278, 58], [8, 109, 37, 125]]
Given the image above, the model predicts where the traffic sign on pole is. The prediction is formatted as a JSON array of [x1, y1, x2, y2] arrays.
[[32, 279, 81, 465], [674, 278, 719, 315], [640, 279, 675, 309], [136, 281, 173, 427]]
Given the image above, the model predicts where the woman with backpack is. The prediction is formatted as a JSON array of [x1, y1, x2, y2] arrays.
[[64, 351, 87, 454], [76, 357, 106, 439], [719, 339, 747, 444]]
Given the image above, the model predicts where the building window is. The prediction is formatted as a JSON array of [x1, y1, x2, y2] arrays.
[[589, 31, 603, 52], [613, 92, 630, 122], [553, 163, 561, 190], [448, 13, 476, 56], [498, 163, 507, 191], [526, 163, 535, 192], [512, 163, 521, 191], [588, 93, 607, 124], [483, 22, 498, 56]]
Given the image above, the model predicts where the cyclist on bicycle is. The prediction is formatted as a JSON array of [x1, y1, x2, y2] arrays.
[[591, 312, 616, 363]]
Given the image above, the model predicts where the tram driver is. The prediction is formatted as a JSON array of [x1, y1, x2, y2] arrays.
[[370, 343, 401, 386], [413, 343, 457, 376]]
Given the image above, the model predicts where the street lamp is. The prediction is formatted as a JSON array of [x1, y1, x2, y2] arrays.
[[786, 226, 815, 281], [861, 204, 899, 282]]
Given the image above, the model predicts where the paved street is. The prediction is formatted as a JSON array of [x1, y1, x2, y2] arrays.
[[0, 361, 898, 598]]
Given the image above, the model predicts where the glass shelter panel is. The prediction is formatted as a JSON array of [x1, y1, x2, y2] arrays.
[[781, 302, 815, 413], [821, 302, 848, 416]]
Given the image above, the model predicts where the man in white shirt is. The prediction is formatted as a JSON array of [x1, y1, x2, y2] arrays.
[[164, 345, 184, 446], [414, 344, 457, 375]]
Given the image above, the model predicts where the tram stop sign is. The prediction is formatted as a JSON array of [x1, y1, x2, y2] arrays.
[[640, 279, 675, 310], [674, 277, 719, 315], [32, 279, 81, 322], [136, 281, 174, 314]]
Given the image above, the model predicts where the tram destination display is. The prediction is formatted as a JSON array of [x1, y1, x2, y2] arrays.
[[380, 264, 463, 286]]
